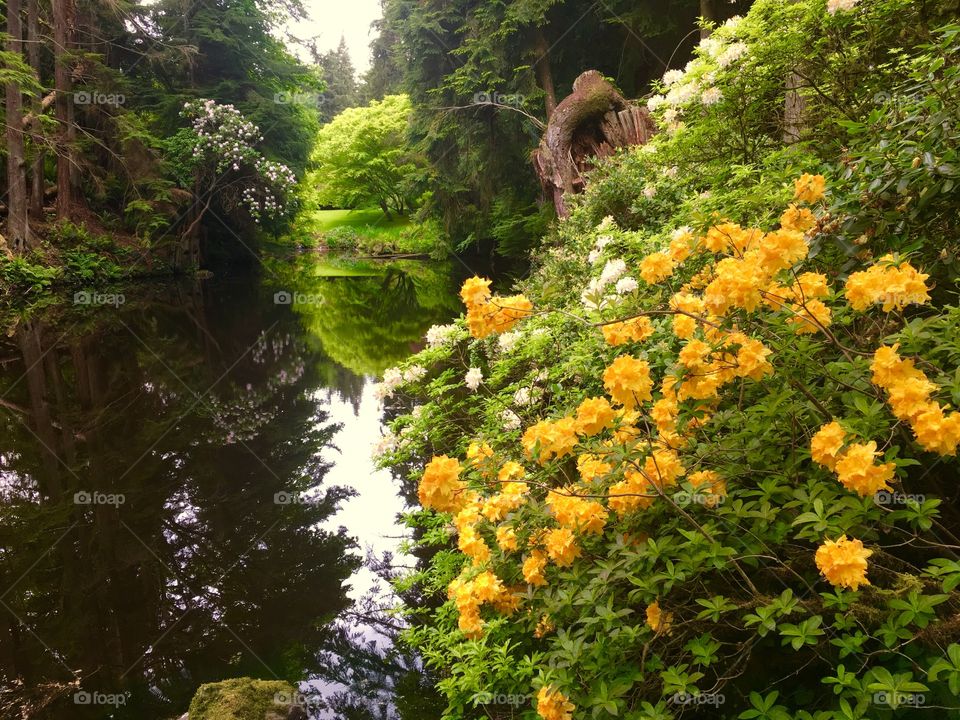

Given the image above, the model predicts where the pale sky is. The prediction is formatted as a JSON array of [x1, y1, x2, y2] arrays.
[[284, 0, 384, 75]]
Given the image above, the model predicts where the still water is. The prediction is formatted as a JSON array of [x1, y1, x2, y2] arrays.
[[0, 251, 463, 718]]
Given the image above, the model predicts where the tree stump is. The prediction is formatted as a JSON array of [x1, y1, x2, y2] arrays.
[[532, 70, 657, 218]]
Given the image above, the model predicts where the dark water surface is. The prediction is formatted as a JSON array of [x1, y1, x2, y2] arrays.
[[0, 252, 462, 718]]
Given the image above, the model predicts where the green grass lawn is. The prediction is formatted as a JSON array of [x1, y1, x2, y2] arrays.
[[309, 208, 411, 233], [283, 206, 442, 256]]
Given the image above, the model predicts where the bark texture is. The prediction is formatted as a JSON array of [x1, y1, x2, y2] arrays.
[[532, 70, 657, 218]]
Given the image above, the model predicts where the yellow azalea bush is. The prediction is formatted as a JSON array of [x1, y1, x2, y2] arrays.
[[375, 3, 960, 718]]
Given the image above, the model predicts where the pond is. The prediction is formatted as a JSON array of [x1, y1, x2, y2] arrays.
[[0, 251, 465, 718]]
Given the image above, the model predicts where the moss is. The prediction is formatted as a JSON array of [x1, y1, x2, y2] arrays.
[[187, 677, 298, 720]]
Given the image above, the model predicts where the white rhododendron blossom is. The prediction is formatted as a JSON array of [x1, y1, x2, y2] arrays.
[[425, 323, 460, 348], [465, 367, 483, 390], [498, 331, 521, 353], [615, 277, 639, 295], [500, 409, 522, 431], [599, 259, 627, 286], [827, 0, 859, 13]]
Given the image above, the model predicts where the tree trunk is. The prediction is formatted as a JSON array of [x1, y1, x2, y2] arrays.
[[27, 0, 44, 219], [784, 71, 806, 143], [5, 0, 30, 251], [53, 0, 75, 219], [531, 71, 657, 217], [532, 27, 557, 120], [700, 0, 715, 38]]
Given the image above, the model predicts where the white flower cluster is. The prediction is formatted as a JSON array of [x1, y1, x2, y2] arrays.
[[645, 17, 748, 130], [582, 257, 637, 310], [181, 99, 296, 222], [827, 0, 859, 14], [425, 323, 463, 348], [465, 367, 483, 391], [372, 364, 427, 402]]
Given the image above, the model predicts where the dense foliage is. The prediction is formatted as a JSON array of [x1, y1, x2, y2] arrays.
[[376, 1, 960, 718], [307, 95, 418, 218]]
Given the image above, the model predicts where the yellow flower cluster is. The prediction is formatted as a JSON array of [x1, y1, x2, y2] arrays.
[[544, 526, 582, 566], [844, 255, 930, 312], [574, 396, 616, 435], [461, 276, 533, 339], [794, 173, 826, 203], [810, 421, 894, 497], [522, 549, 548, 586], [815, 535, 872, 591], [536, 686, 575, 720], [601, 315, 654, 346], [645, 600, 673, 633], [639, 251, 675, 283], [522, 417, 579, 464], [603, 355, 653, 408], [688, 469, 727, 505], [871, 345, 960, 455], [577, 453, 613, 481], [418, 455, 467, 512], [546, 487, 608, 534], [448, 569, 519, 637]]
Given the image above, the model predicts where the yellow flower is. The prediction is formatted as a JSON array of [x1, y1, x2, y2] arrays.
[[496, 524, 518, 551], [577, 453, 613, 482], [537, 686, 575, 720], [608, 467, 655, 514], [794, 173, 826, 204], [544, 526, 581, 567], [834, 441, 895, 497], [522, 550, 548, 586], [522, 417, 579, 464], [575, 396, 616, 436], [679, 339, 712, 369], [755, 228, 808, 273], [546, 487, 608, 535], [703, 254, 768, 316], [646, 600, 673, 633], [643, 448, 686, 487], [601, 316, 654, 346], [603, 355, 653, 408], [815, 535, 872, 590], [498, 460, 526, 483], [458, 526, 491, 565], [845, 255, 930, 312], [639, 251, 675, 284], [911, 403, 960, 456], [460, 276, 492, 308], [780, 203, 816, 233], [788, 299, 832, 335], [703, 222, 746, 253], [418, 455, 466, 512], [669, 228, 696, 262], [669, 292, 705, 338], [688, 469, 726, 505], [810, 421, 847, 470]]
